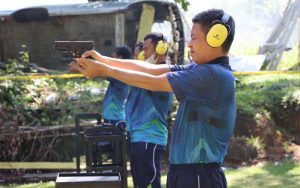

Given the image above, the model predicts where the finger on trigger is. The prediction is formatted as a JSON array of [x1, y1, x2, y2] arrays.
[[78, 62, 87, 70]]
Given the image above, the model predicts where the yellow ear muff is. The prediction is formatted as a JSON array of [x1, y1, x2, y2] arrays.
[[206, 23, 229, 48], [137, 51, 145, 61], [155, 40, 168, 55]]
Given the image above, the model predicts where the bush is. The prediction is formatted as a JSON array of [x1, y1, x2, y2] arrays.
[[235, 73, 300, 133], [226, 136, 259, 163], [0, 58, 107, 161], [232, 73, 300, 163]]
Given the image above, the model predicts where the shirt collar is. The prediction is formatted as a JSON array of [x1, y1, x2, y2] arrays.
[[208, 56, 232, 71]]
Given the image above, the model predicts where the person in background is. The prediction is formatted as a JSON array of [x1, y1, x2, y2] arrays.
[[123, 33, 173, 188], [133, 42, 144, 61], [95, 45, 132, 165], [71, 9, 236, 187], [102, 45, 132, 127]]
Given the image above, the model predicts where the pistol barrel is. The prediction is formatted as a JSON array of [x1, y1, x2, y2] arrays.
[[54, 41, 94, 51]]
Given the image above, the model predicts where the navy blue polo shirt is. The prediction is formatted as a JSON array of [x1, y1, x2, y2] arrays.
[[166, 56, 236, 164]]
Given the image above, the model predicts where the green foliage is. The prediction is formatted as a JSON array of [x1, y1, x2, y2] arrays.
[[0, 77, 106, 127], [0, 77, 107, 161], [246, 136, 265, 152], [19, 44, 30, 65], [174, 0, 190, 11], [0, 55, 108, 161], [236, 73, 300, 121], [282, 90, 300, 111], [227, 136, 259, 162]]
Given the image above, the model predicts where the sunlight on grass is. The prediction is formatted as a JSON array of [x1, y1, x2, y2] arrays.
[[226, 160, 300, 188], [0, 182, 54, 188], [127, 175, 167, 188], [1, 160, 299, 188], [277, 45, 299, 71]]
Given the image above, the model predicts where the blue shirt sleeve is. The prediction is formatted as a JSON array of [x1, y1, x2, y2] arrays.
[[167, 64, 214, 102], [169, 63, 193, 72]]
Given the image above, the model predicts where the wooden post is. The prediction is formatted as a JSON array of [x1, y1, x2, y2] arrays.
[[136, 4, 155, 43], [115, 13, 125, 46]]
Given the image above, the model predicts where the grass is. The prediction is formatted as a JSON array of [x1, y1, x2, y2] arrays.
[[226, 160, 300, 188], [0, 182, 54, 188], [1, 160, 299, 188]]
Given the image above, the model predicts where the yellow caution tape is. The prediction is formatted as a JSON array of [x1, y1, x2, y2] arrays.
[[233, 71, 300, 76], [0, 71, 298, 81], [0, 74, 84, 81]]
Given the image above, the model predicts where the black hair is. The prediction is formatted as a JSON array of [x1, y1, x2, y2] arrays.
[[135, 42, 143, 51], [143, 32, 166, 46], [114, 45, 132, 59], [192, 9, 235, 52]]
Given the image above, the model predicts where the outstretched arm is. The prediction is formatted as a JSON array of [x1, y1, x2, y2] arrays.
[[70, 58, 173, 92], [82, 50, 170, 75]]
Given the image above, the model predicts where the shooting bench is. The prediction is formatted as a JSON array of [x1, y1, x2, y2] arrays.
[[55, 113, 128, 188]]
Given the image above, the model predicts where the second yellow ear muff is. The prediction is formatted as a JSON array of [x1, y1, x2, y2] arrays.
[[206, 13, 231, 48], [137, 51, 145, 61], [155, 40, 168, 55]]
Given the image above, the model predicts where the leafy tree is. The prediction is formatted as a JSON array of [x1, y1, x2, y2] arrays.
[[174, 0, 190, 11]]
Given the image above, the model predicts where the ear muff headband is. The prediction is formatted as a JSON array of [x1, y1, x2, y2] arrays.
[[206, 13, 231, 48], [155, 40, 168, 55]]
